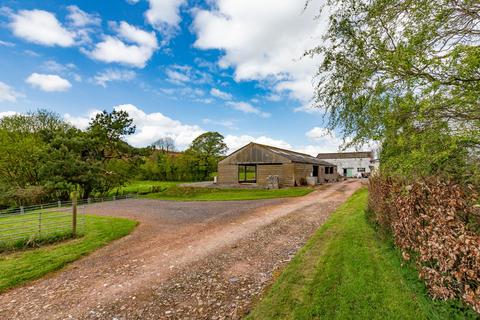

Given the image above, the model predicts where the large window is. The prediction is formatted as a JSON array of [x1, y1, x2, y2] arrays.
[[238, 164, 257, 183]]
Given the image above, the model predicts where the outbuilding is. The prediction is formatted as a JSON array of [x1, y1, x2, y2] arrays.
[[316, 151, 375, 178], [217, 142, 338, 187]]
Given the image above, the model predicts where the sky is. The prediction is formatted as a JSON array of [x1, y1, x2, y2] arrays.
[[0, 0, 350, 155]]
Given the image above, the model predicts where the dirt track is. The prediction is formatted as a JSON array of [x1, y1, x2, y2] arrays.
[[0, 180, 363, 319]]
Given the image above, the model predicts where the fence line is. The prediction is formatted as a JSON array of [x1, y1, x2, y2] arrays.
[[0, 194, 135, 250]]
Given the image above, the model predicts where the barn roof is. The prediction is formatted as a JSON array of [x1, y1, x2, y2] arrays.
[[221, 142, 336, 166], [316, 151, 373, 160], [257, 143, 334, 165]]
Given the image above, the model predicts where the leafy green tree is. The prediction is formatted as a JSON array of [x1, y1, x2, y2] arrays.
[[186, 132, 227, 179], [309, 0, 480, 184]]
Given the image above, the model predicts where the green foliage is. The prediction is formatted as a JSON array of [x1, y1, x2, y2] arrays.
[[0, 214, 136, 292], [248, 189, 478, 319], [0, 109, 141, 206], [310, 0, 480, 184], [137, 132, 227, 182]]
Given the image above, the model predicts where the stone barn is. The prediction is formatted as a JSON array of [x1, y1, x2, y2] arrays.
[[217, 142, 338, 187]]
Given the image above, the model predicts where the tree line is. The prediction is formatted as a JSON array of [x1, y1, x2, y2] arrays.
[[0, 110, 227, 207]]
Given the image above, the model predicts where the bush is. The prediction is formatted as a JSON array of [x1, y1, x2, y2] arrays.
[[368, 175, 480, 313]]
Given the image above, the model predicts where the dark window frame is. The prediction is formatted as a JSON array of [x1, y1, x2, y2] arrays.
[[325, 166, 335, 174], [357, 167, 366, 172], [238, 164, 257, 183]]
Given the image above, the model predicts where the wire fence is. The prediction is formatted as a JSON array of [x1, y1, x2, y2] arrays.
[[0, 194, 135, 251]]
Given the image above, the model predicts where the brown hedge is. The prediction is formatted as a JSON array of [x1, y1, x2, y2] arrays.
[[368, 175, 480, 313]]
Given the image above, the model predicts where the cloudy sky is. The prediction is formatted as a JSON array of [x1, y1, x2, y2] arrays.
[[0, 0, 347, 154]]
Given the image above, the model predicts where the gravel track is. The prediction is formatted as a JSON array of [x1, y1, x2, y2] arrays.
[[0, 180, 362, 320]]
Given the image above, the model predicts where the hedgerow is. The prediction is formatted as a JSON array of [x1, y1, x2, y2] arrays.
[[368, 175, 480, 313]]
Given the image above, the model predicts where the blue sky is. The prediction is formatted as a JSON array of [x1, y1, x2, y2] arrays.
[[0, 0, 346, 154]]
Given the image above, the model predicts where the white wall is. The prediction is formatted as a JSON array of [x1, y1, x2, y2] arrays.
[[322, 158, 373, 177]]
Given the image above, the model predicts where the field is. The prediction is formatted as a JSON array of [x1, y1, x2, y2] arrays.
[[109, 180, 314, 201], [247, 189, 477, 319], [143, 186, 313, 201], [0, 214, 136, 292]]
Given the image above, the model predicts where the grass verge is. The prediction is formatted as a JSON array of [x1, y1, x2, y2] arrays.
[[143, 186, 313, 201], [0, 214, 137, 292], [247, 188, 478, 320]]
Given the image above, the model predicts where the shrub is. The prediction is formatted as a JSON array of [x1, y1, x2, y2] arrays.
[[368, 175, 480, 313]]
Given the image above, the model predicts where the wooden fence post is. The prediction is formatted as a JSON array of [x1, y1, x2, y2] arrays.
[[72, 192, 77, 237]]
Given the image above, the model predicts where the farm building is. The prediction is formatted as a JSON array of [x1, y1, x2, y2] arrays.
[[217, 142, 338, 187], [316, 151, 376, 178]]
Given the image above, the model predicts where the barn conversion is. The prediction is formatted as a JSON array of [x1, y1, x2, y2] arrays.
[[217, 142, 338, 187], [316, 151, 376, 178]]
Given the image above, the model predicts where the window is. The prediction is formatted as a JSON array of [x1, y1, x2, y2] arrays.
[[238, 164, 257, 183], [325, 166, 335, 174], [357, 167, 366, 172]]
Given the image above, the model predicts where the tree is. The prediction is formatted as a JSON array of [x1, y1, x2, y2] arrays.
[[152, 137, 176, 152], [308, 0, 480, 183], [186, 132, 227, 179]]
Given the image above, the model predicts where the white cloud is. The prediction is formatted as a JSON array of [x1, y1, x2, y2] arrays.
[[0, 40, 15, 47], [0, 82, 23, 102], [126, 0, 140, 4], [26, 73, 72, 92], [166, 69, 190, 84], [227, 101, 270, 118], [224, 135, 292, 153], [9, 9, 75, 47], [63, 105, 205, 149], [64, 109, 101, 130], [0, 111, 19, 119], [66, 5, 101, 27], [193, 0, 327, 107], [86, 22, 158, 68], [203, 118, 237, 130], [93, 69, 136, 87], [145, 0, 186, 32], [210, 88, 232, 100], [164, 65, 212, 85], [114, 104, 205, 148]]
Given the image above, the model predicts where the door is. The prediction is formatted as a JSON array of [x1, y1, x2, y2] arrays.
[[313, 165, 319, 177], [346, 168, 354, 177]]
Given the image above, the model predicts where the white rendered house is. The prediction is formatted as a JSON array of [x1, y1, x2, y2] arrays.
[[316, 151, 376, 177]]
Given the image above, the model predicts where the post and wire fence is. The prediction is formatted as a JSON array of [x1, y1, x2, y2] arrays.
[[0, 194, 135, 251]]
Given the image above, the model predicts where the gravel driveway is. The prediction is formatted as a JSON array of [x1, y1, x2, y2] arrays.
[[0, 180, 363, 319]]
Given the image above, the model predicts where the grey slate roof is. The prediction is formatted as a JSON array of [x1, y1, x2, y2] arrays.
[[254, 143, 336, 166]]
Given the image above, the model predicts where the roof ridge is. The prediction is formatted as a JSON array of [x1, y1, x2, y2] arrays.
[[251, 142, 316, 158]]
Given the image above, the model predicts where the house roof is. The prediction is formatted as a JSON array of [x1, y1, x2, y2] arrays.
[[316, 151, 373, 160]]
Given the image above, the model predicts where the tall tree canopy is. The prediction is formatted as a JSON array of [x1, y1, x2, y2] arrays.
[[0, 109, 140, 206], [186, 132, 227, 179], [310, 0, 480, 183]]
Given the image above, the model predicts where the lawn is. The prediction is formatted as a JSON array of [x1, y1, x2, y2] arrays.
[[107, 180, 183, 196], [247, 189, 478, 320], [143, 186, 313, 201], [0, 214, 137, 292], [0, 210, 83, 252]]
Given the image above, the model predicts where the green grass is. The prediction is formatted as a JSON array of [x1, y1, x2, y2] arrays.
[[107, 180, 183, 196], [0, 214, 137, 292], [247, 189, 478, 320], [143, 186, 313, 201], [0, 211, 79, 252]]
